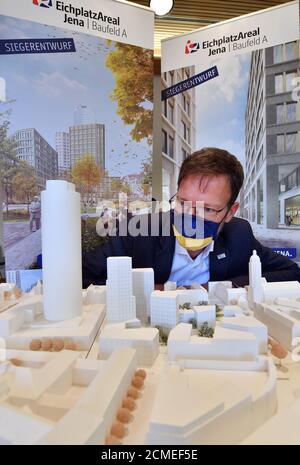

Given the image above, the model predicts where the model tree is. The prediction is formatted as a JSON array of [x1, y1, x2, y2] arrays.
[[106, 43, 153, 144]]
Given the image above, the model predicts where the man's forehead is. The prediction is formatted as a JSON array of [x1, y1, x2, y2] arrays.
[[180, 174, 230, 192]]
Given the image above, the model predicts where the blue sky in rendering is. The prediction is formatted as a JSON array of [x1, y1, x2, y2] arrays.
[[195, 53, 251, 169], [0, 15, 152, 177]]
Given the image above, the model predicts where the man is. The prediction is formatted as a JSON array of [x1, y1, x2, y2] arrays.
[[29, 196, 41, 233], [82, 148, 300, 289]]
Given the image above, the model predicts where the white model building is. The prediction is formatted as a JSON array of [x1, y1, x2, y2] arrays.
[[150, 291, 179, 331], [84, 285, 106, 306], [209, 281, 247, 305], [241, 397, 300, 445], [146, 357, 277, 445], [164, 281, 177, 291], [0, 181, 105, 350], [254, 302, 300, 349], [194, 305, 216, 328], [0, 348, 138, 445], [248, 250, 264, 306], [150, 287, 209, 332], [167, 323, 258, 362], [132, 268, 154, 323], [220, 315, 268, 354], [42, 181, 82, 321], [99, 323, 159, 366], [106, 257, 136, 323]]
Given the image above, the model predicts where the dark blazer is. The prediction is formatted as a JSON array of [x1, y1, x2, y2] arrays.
[[82, 212, 300, 288]]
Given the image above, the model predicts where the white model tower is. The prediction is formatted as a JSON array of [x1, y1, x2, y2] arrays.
[[106, 257, 136, 322], [132, 268, 154, 323], [248, 250, 264, 306], [41, 181, 82, 321]]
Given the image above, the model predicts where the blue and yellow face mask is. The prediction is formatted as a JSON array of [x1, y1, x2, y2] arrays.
[[173, 213, 220, 252]]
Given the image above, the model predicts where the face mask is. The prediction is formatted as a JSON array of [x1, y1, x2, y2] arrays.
[[173, 213, 220, 252]]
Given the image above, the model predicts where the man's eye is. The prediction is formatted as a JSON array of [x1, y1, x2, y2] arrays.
[[204, 208, 215, 214]]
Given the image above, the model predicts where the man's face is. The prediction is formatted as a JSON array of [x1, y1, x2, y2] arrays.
[[177, 174, 239, 225]]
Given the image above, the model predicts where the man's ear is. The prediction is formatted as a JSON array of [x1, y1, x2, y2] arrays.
[[224, 202, 239, 223]]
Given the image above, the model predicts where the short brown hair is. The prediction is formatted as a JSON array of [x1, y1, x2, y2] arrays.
[[178, 148, 244, 206]]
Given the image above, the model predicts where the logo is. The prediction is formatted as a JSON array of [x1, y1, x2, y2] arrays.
[[185, 40, 200, 55], [33, 0, 53, 8]]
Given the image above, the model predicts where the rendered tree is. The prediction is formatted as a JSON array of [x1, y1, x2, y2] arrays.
[[71, 154, 104, 205], [12, 161, 37, 213], [0, 109, 19, 217], [141, 157, 152, 197], [106, 43, 153, 144], [111, 178, 132, 197]]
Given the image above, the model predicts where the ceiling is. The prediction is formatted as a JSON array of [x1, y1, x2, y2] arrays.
[[132, 0, 292, 56]]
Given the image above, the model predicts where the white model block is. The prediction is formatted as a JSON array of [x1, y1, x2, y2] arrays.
[[193, 305, 216, 328], [99, 323, 159, 367], [0, 307, 25, 338], [220, 316, 268, 354], [176, 288, 208, 306], [0, 405, 53, 445], [223, 305, 244, 317], [254, 302, 300, 349], [227, 288, 247, 305], [0, 283, 16, 293], [85, 285, 106, 305], [262, 281, 300, 303], [274, 298, 300, 310], [190, 282, 203, 290], [237, 296, 252, 315], [241, 397, 300, 445], [132, 268, 154, 323], [179, 309, 195, 324], [164, 281, 177, 291], [208, 281, 232, 295], [248, 250, 264, 306], [150, 291, 179, 330], [42, 181, 82, 321], [9, 351, 78, 401], [147, 357, 277, 445], [0, 288, 4, 305], [125, 318, 142, 328], [168, 323, 258, 362], [212, 282, 233, 304], [106, 257, 136, 323], [30, 281, 43, 296], [0, 298, 105, 351], [40, 348, 138, 445]]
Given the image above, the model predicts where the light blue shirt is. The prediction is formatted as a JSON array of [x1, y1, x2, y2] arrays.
[[168, 240, 214, 286]]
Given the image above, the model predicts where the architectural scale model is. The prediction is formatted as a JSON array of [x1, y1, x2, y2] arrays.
[[1, 182, 300, 445], [0, 181, 105, 350], [146, 357, 277, 445], [241, 396, 300, 445], [0, 348, 147, 445]]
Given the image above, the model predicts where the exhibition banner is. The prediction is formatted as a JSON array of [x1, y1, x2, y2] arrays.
[[0, 0, 154, 287], [161, 0, 300, 264]]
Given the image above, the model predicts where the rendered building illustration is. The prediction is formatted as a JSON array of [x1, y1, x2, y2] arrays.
[[1, 182, 300, 444], [240, 40, 300, 233], [162, 66, 197, 200]]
